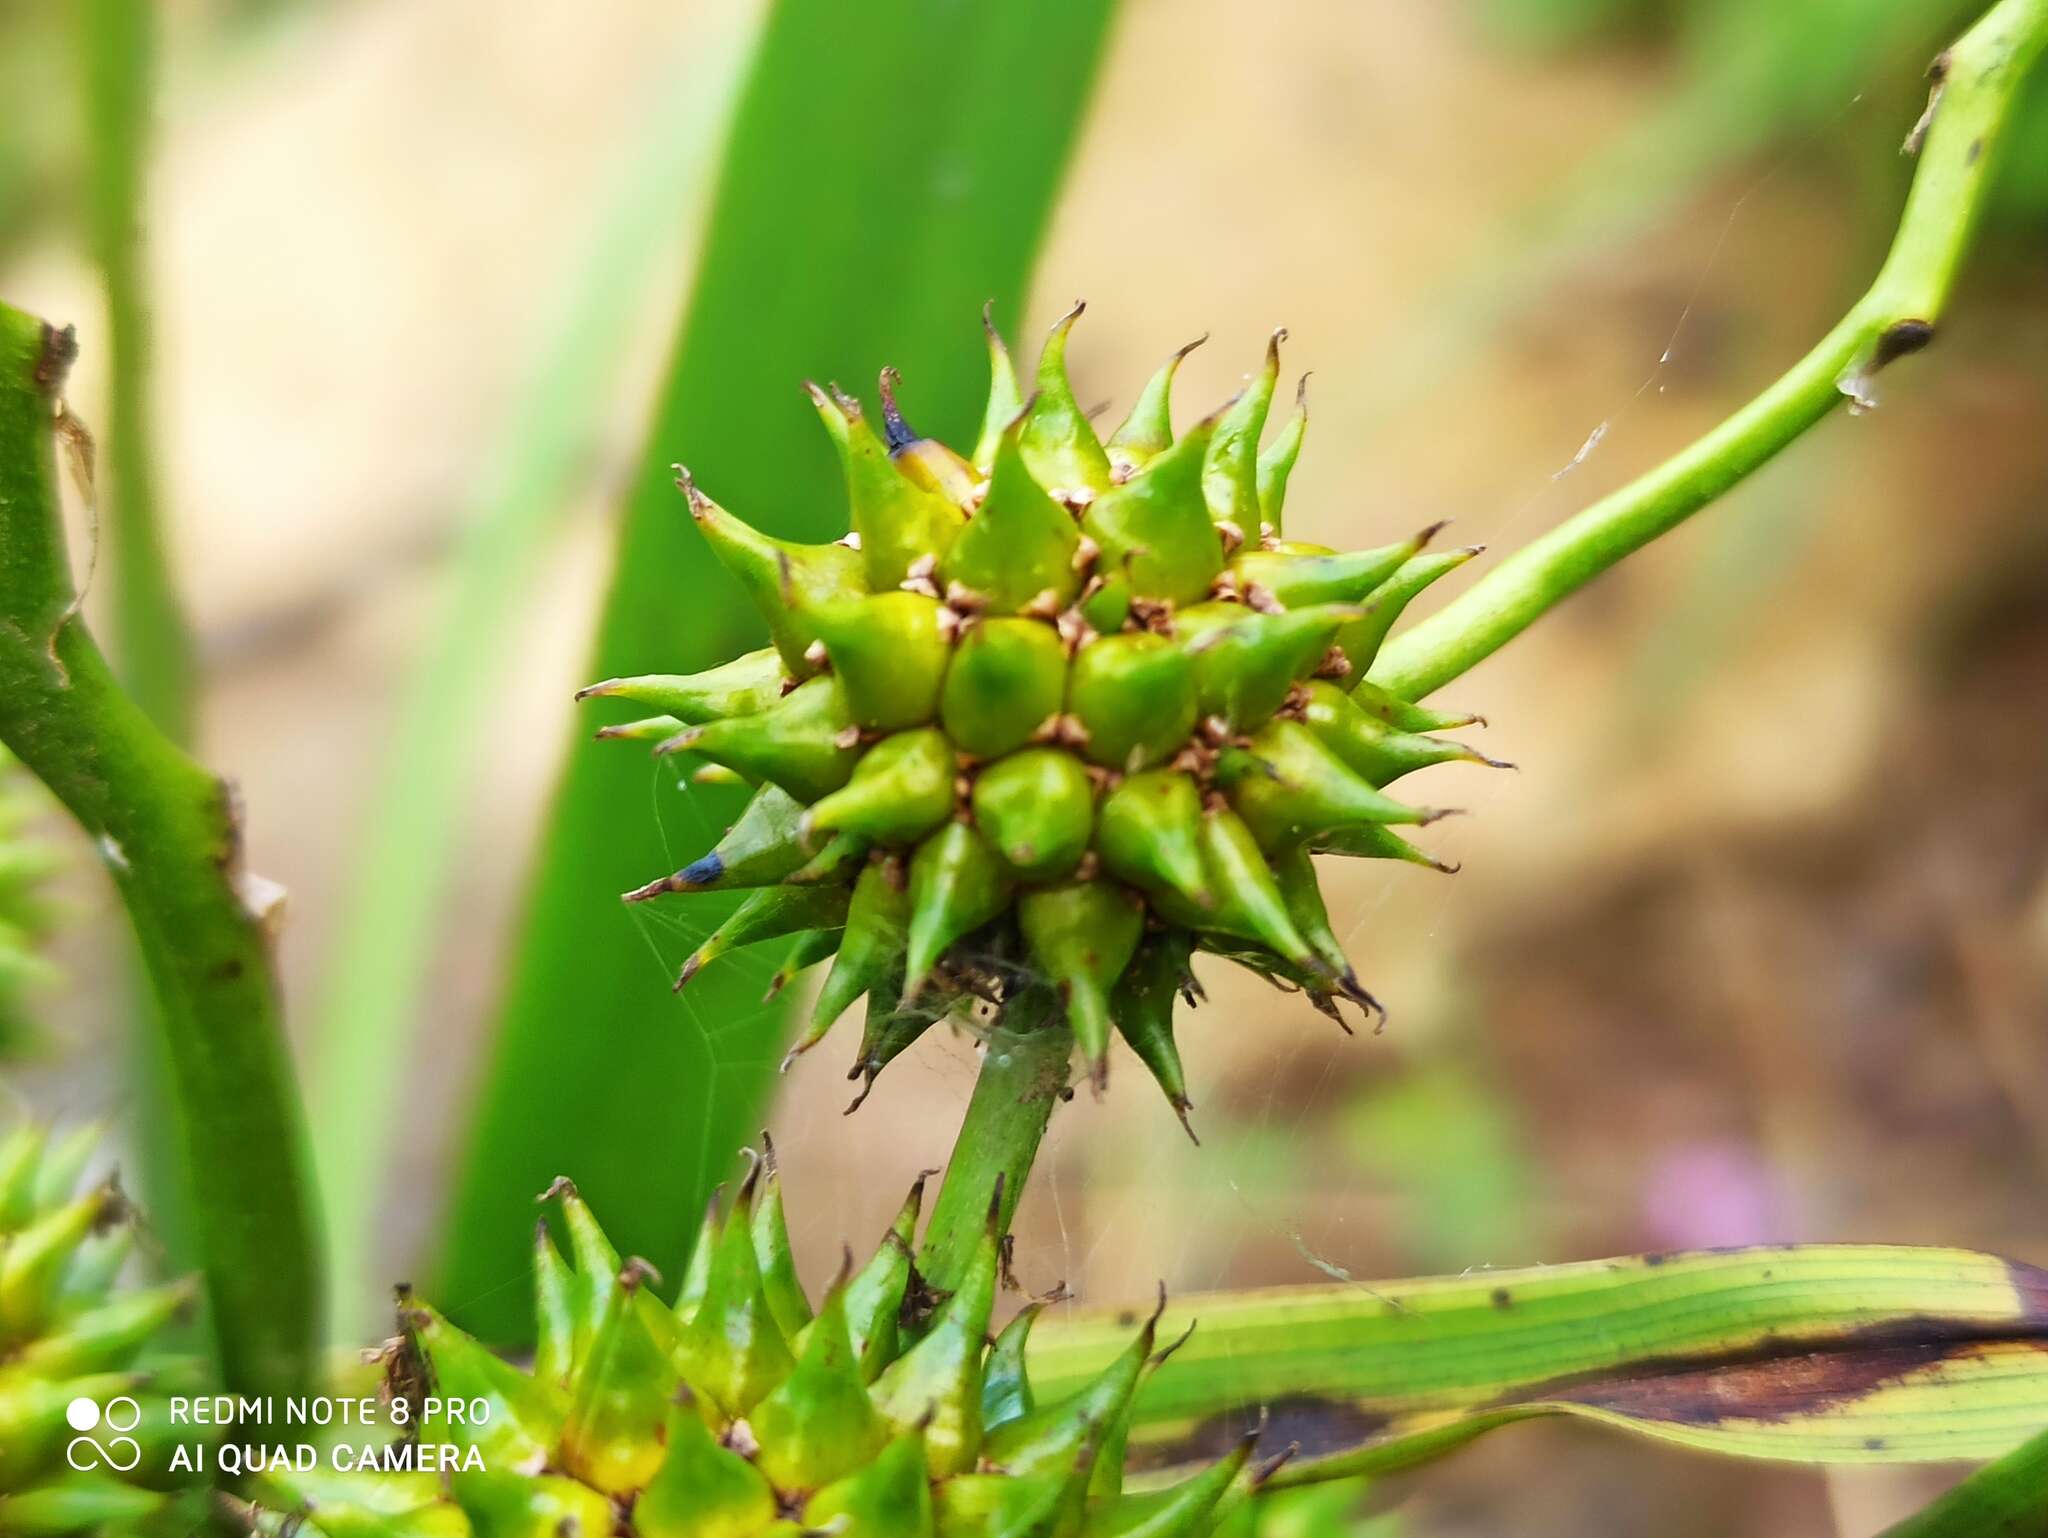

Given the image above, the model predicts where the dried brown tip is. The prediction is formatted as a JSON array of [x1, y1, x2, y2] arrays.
[[878, 366, 916, 451], [651, 727, 701, 758], [1250, 1441, 1302, 1488], [1412, 518, 1451, 548], [1294, 372, 1312, 410], [1153, 1314, 1199, 1369], [671, 464, 710, 514], [1417, 807, 1465, 827], [575, 679, 621, 702], [734, 1146, 764, 1207], [1173, 332, 1210, 365], [673, 950, 706, 992], [618, 1256, 662, 1291], [1051, 298, 1086, 335], [537, 1175, 578, 1204], [759, 1129, 780, 1176], [1265, 327, 1288, 364], [1173, 1100, 1201, 1147], [622, 873, 681, 903], [907, 1166, 942, 1208]]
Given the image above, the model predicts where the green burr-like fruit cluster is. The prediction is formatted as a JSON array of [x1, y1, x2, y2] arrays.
[[585, 309, 1501, 1117], [0, 754, 63, 1060], [0, 1125, 203, 1537], [256, 1149, 1277, 1538]]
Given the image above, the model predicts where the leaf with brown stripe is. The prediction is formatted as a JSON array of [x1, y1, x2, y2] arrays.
[[1022, 1245, 2048, 1486]]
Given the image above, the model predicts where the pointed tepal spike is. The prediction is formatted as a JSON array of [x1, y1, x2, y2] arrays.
[[682, 468, 866, 678], [940, 410, 1082, 614], [1201, 805, 1320, 972], [805, 590, 951, 732], [0, 1181, 118, 1339], [1112, 932, 1199, 1139], [802, 728, 955, 849], [675, 882, 852, 992], [1343, 545, 1483, 678], [531, 1222, 576, 1390], [1227, 528, 1426, 609], [594, 713, 687, 746], [849, 977, 949, 1107], [623, 783, 809, 902], [576, 645, 786, 723], [561, 1260, 673, 1495], [1217, 718, 1435, 850], [1018, 882, 1144, 1089], [1096, 769, 1212, 910], [1081, 403, 1226, 617], [1066, 633, 1199, 773], [879, 366, 982, 508], [870, 1180, 1002, 1475], [1348, 676, 1484, 734], [765, 927, 841, 1002], [400, 1295, 565, 1469], [1017, 301, 1113, 495], [1096, 1423, 1259, 1538], [970, 746, 1095, 883], [655, 674, 858, 806], [1256, 372, 1310, 533], [1298, 679, 1505, 787], [1201, 328, 1284, 531], [1106, 334, 1205, 476], [941, 617, 1070, 760], [982, 1300, 1047, 1433], [808, 380, 967, 589], [802, 1423, 938, 1538], [15, 1277, 196, 1379], [675, 1190, 722, 1318], [633, 1392, 781, 1538], [749, 1137, 814, 1342], [838, 1168, 930, 1381], [973, 301, 1026, 472], [750, 1268, 891, 1494], [799, 857, 911, 1058], [983, 1289, 1162, 1477], [675, 1158, 797, 1416], [1316, 818, 1461, 873], [541, 1175, 622, 1348], [903, 822, 1011, 999], [1268, 842, 1378, 1018], [1177, 600, 1359, 730]]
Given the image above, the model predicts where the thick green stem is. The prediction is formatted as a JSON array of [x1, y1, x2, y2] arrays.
[[918, 986, 1072, 1293], [0, 303, 320, 1398], [1372, 0, 2048, 701]]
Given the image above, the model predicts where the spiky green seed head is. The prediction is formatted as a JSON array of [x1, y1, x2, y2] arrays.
[[256, 1154, 1269, 1538], [0, 1124, 209, 1537], [589, 311, 1503, 1122]]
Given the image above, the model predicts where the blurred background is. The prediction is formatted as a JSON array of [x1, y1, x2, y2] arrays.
[[5, 1, 2048, 1533]]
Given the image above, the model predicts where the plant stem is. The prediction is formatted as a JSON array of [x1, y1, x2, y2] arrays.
[[78, 0, 193, 740], [1371, 0, 2048, 702], [0, 302, 320, 1399], [918, 987, 1072, 1293]]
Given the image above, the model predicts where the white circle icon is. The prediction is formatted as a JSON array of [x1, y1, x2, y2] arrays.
[[64, 1396, 140, 1472], [65, 1397, 100, 1432]]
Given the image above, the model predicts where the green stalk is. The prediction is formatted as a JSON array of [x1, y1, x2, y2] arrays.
[[0, 303, 319, 1399], [1372, 0, 2048, 702], [78, 0, 193, 739], [1879, 1422, 2048, 1535], [917, 987, 1073, 1294]]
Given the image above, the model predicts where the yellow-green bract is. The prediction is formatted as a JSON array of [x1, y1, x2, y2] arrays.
[[254, 1150, 1278, 1538], [0, 1124, 205, 1537], [583, 309, 1505, 1123]]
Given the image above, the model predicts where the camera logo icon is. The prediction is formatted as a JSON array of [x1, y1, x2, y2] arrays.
[[64, 1396, 143, 1472]]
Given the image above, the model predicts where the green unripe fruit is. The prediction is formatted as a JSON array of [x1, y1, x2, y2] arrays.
[[971, 748, 1094, 881], [594, 311, 1493, 1102], [1067, 633, 1197, 772], [804, 728, 956, 847], [942, 619, 1069, 759], [811, 591, 951, 731]]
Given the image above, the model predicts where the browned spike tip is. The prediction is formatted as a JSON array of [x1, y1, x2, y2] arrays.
[[1153, 1314, 1199, 1370], [878, 366, 915, 452], [981, 297, 1003, 340], [618, 1256, 663, 1291], [1265, 326, 1288, 361], [1251, 1441, 1302, 1489], [1053, 297, 1086, 331], [1173, 1101, 1200, 1147], [623, 872, 683, 903], [759, 1129, 780, 1175], [1174, 332, 1210, 365], [537, 1175, 578, 1203], [1412, 518, 1451, 548], [672, 464, 712, 515], [829, 381, 863, 417], [734, 1145, 765, 1207], [674, 950, 707, 992], [1294, 371, 1312, 410], [651, 727, 701, 758], [576, 679, 620, 702], [1417, 807, 1465, 828], [907, 1166, 942, 1210]]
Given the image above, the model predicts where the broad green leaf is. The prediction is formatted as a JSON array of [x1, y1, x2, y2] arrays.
[[1879, 1422, 2048, 1536], [1025, 1245, 2048, 1484], [435, 0, 1119, 1343]]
